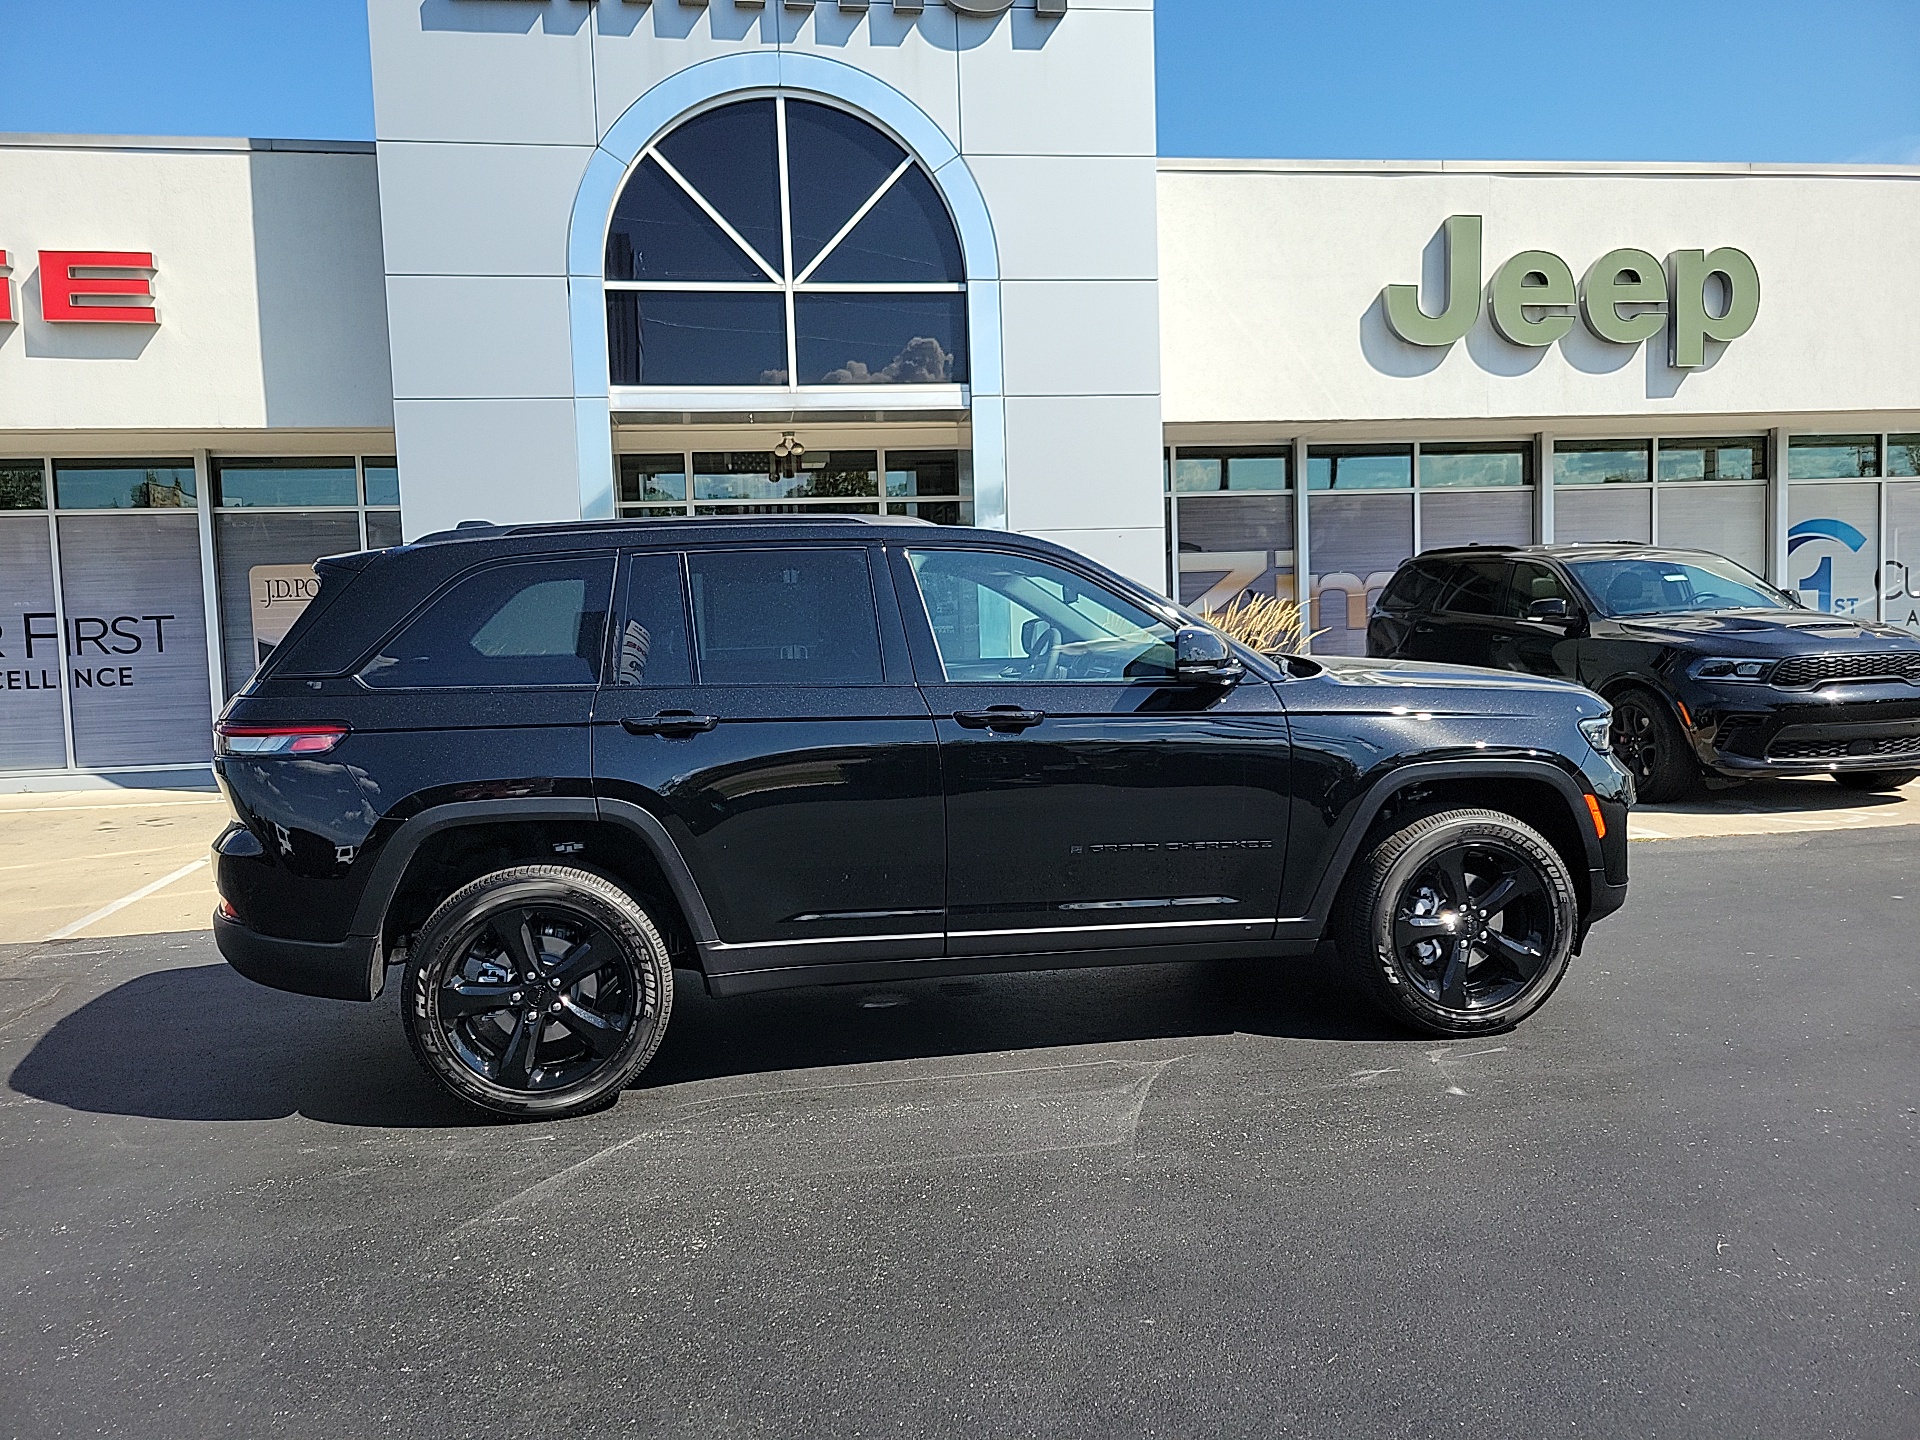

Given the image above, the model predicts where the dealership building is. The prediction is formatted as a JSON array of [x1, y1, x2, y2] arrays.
[[2, 0, 1918, 785]]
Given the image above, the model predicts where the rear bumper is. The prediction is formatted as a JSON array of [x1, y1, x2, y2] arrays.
[[214, 911, 381, 1002]]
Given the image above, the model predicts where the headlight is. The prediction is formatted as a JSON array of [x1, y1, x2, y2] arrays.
[[1578, 714, 1612, 755], [1689, 656, 1777, 682]]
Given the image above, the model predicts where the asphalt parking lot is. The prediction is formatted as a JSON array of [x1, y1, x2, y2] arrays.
[[1, 797, 1917, 1437]]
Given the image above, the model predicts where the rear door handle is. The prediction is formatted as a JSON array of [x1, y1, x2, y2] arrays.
[[621, 711, 717, 737], [953, 707, 1046, 732]]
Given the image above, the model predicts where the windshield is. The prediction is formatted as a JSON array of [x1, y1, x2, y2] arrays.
[[1568, 555, 1791, 617]]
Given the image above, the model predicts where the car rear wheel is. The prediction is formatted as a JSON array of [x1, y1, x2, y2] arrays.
[[1832, 768, 1919, 793], [1336, 808, 1578, 1037], [1612, 688, 1700, 804], [402, 865, 673, 1119]]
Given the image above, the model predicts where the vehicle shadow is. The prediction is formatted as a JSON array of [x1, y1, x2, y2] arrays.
[[8, 951, 1407, 1126], [1652, 775, 1916, 818]]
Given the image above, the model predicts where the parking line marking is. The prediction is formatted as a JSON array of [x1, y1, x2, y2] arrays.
[[44, 858, 209, 941]]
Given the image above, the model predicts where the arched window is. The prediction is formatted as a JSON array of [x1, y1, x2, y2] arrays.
[[604, 96, 968, 392]]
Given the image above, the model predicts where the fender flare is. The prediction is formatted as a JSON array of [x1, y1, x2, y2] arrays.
[[1296, 756, 1605, 931], [347, 796, 718, 951]]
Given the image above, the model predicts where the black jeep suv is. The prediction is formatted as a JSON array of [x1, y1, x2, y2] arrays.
[[1368, 543, 1920, 802], [213, 517, 1630, 1118]]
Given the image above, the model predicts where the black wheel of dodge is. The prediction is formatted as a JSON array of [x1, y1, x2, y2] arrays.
[[402, 865, 672, 1119], [1612, 689, 1699, 804], [1337, 808, 1578, 1036]]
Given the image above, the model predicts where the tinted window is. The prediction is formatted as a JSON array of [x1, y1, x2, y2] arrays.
[[1377, 559, 1451, 614], [908, 548, 1177, 683], [1569, 556, 1787, 617], [360, 557, 613, 689], [1505, 562, 1575, 617], [612, 552, 692, 687], [686, 548, 883, 685], [1439, 560, 1509, 616]]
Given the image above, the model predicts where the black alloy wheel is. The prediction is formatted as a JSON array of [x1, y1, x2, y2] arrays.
[[1336, 808, 1578, 1036], [1611, 688, 1700, 804], [403, 866, 672, 1118]]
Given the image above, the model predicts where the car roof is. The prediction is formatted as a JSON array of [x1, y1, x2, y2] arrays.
[[1412, 542, 1730, 563], [408, 514, 939, 546]]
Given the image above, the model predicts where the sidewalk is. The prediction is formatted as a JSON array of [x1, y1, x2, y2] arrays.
[[1629, 775, 1920, 841]]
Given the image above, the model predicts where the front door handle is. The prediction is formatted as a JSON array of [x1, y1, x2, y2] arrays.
[[953, 707, 1046, 732], [621, 711, 717, 737]]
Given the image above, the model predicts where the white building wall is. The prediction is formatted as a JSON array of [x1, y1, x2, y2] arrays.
[[1159, 161, 1920, 432], [0, 138, 392, 437], [367, 0, 1167, 586]]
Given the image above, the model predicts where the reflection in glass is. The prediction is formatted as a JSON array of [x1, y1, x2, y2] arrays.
[[693, 450, 877, 502], [652, 99, 782, 272], [53, 460, 196, 510], [1891, 436, 1920, 479], [607, 291, 788, 387], [605, 157, 769, 283], [365, 511, 403, 549], [785, 99, 907, 272], [1307, 446, 1411, 491], [619, 454, 688, 506], [806, 166, 965, 285], [0, 461, 46, 509], [212, 458, 357, 509], [794, 295, 967, 385], [1657, 436, 1766, 482], [1555, 440, 1650, 485], [1420, 444, 1531, 488], [1788, 434, 1880, 480], [886, 450, 961, 499], [1172, 450, 1289, 493], [362, 458, 400, 507]]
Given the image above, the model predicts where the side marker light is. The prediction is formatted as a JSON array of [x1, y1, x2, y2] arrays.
[[1583, 793, 1607, 840]]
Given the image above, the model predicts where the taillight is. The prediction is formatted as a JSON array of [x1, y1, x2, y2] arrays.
[[215, 722, 348, 757]]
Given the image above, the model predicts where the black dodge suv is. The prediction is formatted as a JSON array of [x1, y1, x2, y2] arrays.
[[213, 518, 1631, 1118], [1368, 543, 1920, 802]]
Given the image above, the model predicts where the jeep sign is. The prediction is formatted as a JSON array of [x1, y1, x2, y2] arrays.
[[1383, 215, 1760, 368]]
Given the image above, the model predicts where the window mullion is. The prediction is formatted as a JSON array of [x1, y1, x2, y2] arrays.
[[648, 145, 782, 285], [777, 96, 798, 390], [794, 157, 914, 286]]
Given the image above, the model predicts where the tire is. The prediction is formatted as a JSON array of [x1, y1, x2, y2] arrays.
[[1612, 688, 1700, 804], [1832, 768, 1920, 793], [402, 865, 673, 1119], [1335, 808, 1579, 1037]]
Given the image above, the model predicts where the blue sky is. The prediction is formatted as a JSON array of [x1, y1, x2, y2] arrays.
[[0, 0, 1914, 164]]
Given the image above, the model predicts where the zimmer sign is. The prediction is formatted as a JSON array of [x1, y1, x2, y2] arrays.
[[1382, 215, 1759, 367]]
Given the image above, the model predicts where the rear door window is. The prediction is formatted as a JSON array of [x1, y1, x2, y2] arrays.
[[358, 556, 614, 689], [611, 552, 693, 687], [1377, 559, 1453, 614], [685, 548, 884, 685], [1438, 559, 1511, 617], [1505, 561, 1575, 618]]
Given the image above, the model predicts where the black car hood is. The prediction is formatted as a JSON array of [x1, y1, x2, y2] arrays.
[[1606, 609, 1920, 654]]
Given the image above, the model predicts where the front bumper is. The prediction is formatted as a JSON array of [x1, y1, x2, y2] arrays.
[[214, 910, 382, 1002], [1684, 682, 1920, 778]]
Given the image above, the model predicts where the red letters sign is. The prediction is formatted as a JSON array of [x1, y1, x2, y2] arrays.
[[38, 251, 157, 323]]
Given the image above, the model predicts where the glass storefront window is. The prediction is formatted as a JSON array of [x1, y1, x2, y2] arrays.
[[886, 450, 971, 525], [1419, 443, 1531, 488], [212, 457, 357, 509], [1420, 489, 1531, 549], [1555, 440, 1650, 486], [214, 511, 364, 690], [1172, 449, 1290, 493], [1788, 481, 1880, 617], [1788, 435, 1879, 480], [693, 450, 877, 502], [53, 460, 195, 510], [1886, 482, 1920, 634], [1659, 485, 1768, 577], [1658, 437, 1767, 482], [619, 454, 688, 509], [0, 515, 66, 768], [1307, 445, 1411, 491], [1554, 486, 1652, 545], [793, 294, 967, 386], [1308, 491, 1413, 656], [0, 461, 46, 509], [1890, 436, 1920, 479], [362, 458, 401, 508], [1176, 494, 1295, 613]]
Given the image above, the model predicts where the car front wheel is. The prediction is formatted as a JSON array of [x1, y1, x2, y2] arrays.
[[402, 865, 673, 1119], [1612, 688, 1699, 804], [1336, 808, 1579, 1037]]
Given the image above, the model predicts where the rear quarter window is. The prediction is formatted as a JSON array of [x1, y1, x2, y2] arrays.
[[1377, 559, 1453, 614], [358, 556, 614, 689]]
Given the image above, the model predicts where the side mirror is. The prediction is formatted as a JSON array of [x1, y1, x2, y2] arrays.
[[1174, 626, 1245, 686], [1527, 597, 1572, 623]]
